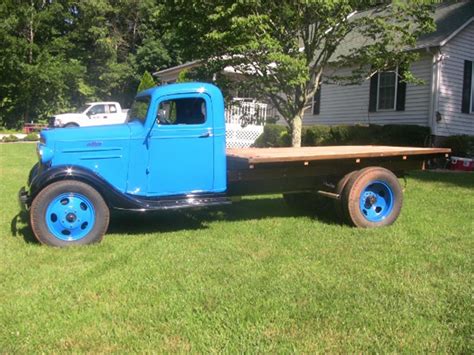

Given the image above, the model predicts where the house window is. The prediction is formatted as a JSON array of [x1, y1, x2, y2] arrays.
[[377, 70, 397, 110], [369, 67, 406, 112]]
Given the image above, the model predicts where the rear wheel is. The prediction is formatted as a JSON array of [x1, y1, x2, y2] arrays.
[[341, 167, 403, 228], [334, 170, 359, 222], [64, 123, 79, 128], [30, 181, 109, 247]]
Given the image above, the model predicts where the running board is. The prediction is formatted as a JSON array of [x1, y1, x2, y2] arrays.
[[113, 194, 232, 212]]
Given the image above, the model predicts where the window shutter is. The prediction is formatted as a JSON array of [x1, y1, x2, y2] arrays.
[[369, 73, 378, 112], [396, 66, 407, 111], [461, 60, 472, 113], [312, 86, 321, 115]]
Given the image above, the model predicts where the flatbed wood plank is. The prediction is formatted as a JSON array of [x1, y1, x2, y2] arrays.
[[226, 146, 450, 164]]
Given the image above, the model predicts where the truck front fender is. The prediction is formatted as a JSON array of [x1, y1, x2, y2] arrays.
[[28, 165, 137, 209]]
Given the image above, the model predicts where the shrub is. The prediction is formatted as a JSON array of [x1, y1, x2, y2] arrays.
[[23, 133, 39, 141], [253, 124, 290, 147], [255, 124, 431, 148], [1, 134, 19, 143], [301, 126, 332, 146], [379, 125, 430, 146], [440, 135, 474, 158]]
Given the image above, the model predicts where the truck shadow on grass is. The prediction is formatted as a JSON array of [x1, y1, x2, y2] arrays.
[[11, 196, 340, 243], [10, 211, 38, 244], [108, 196, 340, 236]]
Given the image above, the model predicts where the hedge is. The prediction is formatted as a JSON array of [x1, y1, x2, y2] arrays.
[[439, 135, 474, 157], [254, 124, 431, 148], [1, 134, 19, 143]]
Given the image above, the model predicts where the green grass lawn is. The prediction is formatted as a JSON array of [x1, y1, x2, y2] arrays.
[[1, 143, 473, 352]]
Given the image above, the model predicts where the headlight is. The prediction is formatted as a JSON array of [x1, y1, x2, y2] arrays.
[[37, 144, 54, 163]]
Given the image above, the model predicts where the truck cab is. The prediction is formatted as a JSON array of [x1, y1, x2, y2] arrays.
[[27, 83, 227, 204]]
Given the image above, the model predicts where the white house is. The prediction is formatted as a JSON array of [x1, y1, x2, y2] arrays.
[[307, 1, 474, 141], [155, 1, 474, 143]]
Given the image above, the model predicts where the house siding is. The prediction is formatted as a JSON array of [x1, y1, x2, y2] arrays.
[[436, 21, 474, 136], [304, 53, 433, 128]]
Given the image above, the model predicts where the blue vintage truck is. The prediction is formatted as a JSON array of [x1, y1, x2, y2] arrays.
[[19, 83, 450, 247]]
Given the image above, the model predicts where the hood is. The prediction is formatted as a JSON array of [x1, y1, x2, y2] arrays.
[[41, 123, 131, 144]]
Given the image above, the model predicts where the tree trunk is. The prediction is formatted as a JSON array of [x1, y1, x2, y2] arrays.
[[290, 114, 302, 147]]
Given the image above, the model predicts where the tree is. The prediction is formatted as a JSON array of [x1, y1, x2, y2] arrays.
[[137, 71, 156, 93], [0, 0, 183, 128], [0, 0, 88, 126], [167, 0, 435, 147]]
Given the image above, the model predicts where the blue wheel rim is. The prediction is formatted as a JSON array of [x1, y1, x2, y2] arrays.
[[45, 193, 95, 241], [359, 180, 394, 222]]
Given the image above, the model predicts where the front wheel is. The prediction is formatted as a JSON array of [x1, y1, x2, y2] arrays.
[[30, 181, 109, 247], [341, 167, 403, 228]]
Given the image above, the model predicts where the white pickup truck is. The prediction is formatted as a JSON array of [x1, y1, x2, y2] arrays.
[[49, 102, 128, 128]]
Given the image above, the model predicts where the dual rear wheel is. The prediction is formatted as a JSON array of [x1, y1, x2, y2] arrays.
[[283, 167, 403, 227], [338, 167, 403, 227]]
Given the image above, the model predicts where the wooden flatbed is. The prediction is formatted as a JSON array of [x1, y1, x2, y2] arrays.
[[226, 145, 451, 195], [227, 146, 450, 165]]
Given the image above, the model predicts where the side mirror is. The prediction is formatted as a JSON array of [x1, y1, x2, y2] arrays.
[[156, 109, 168, 124]]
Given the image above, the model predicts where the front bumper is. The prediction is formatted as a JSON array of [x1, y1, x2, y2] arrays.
[[18, 187, 29, 211]]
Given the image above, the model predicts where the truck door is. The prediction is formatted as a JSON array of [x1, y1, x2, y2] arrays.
[[87, 104, 107, 124], [147, 93, 214, 196]]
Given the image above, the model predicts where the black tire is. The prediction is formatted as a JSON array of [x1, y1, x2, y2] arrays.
[[333, 170, 359, 222], [30, 180, 109, 247], [64, 123, 79, 128], [341, 167, 403, 228]]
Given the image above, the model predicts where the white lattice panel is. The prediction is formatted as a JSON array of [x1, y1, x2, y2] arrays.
[[226, 123, 264, 148]]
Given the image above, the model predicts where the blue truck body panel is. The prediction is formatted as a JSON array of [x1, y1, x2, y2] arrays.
[[37, 83, 227, 198]]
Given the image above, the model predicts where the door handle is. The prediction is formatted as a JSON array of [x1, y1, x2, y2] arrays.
[[199, 131, 212, 138]]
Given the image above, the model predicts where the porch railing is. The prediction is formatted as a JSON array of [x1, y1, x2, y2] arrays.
[[225, 98, 267, 148]]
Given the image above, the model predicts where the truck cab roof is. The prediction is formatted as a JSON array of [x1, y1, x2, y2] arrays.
[[137, 82, 224, 101], [85, 101, 121, 105]]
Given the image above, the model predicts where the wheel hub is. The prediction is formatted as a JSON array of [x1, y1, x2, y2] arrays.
[[359, 181, 394, 222], [45, 193, 95, 241], [366, 195, 377, 206]]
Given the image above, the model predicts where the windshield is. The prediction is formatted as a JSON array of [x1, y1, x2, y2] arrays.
[[77, 104, 91, 113], [126, 96, 151, 124]]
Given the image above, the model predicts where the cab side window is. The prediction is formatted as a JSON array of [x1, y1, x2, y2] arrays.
[[157, 98, 206, 125], [89, 105, 105, 115]]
